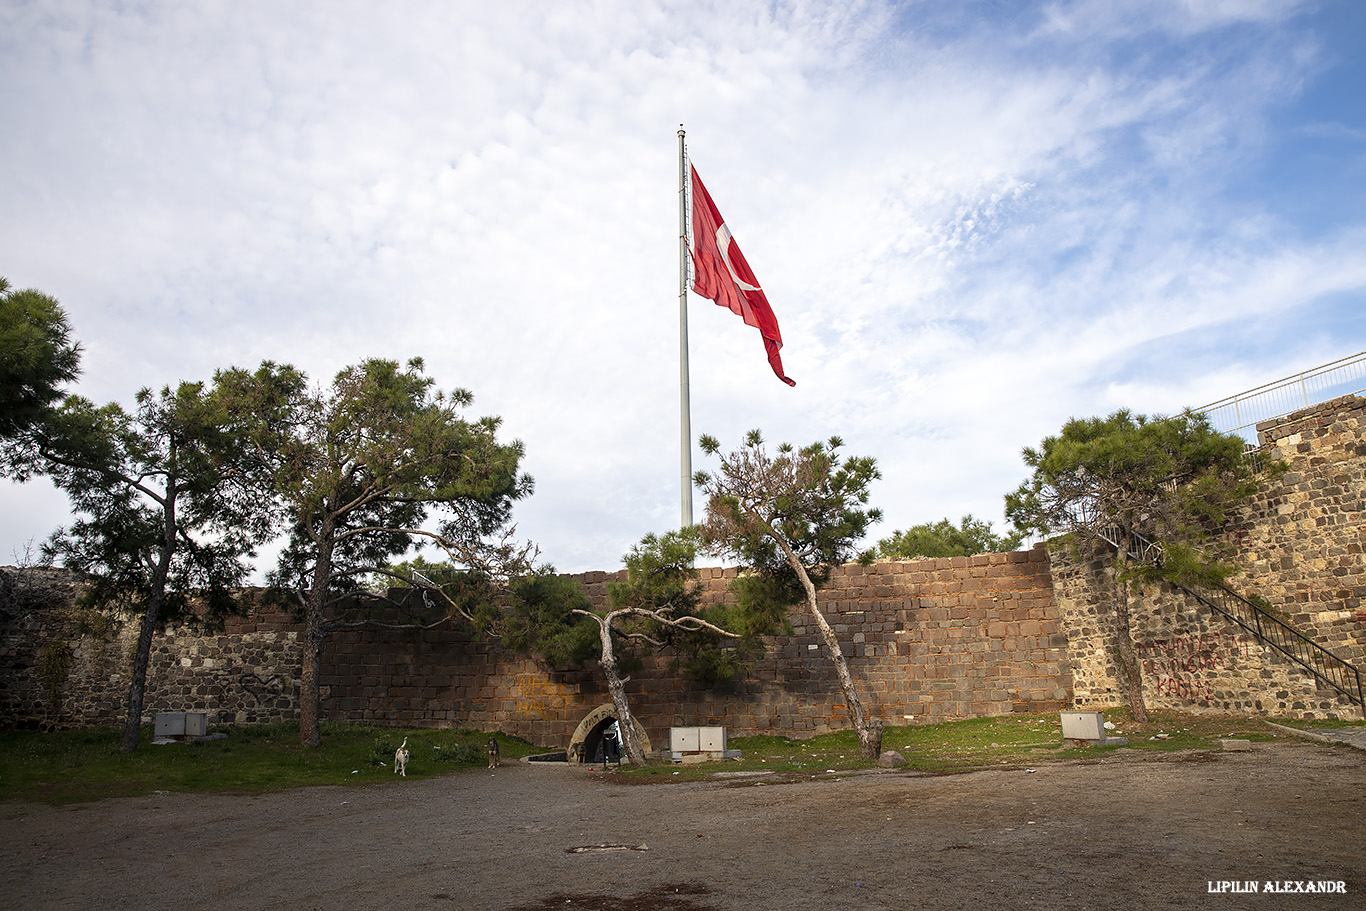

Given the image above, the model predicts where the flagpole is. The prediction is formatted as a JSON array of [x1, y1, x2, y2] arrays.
[[678, 126, 693, 528]]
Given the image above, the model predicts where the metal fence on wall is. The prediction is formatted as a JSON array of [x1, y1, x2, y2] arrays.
[[1195, 351, 1366, 445]]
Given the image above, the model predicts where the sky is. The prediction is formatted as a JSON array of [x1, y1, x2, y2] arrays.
[[3, 0, 1365, 576]]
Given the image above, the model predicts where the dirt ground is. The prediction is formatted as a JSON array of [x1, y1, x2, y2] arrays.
[[1, 740, 1362, 911]]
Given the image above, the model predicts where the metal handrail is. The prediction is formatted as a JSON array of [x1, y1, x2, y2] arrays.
[[1091, 522, 1364, 712], [1194, 351, 1366, 445], [1176, 582, 1365, 709]]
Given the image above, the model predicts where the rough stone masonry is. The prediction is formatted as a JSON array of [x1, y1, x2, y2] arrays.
[[2, 397, 1362, 743]]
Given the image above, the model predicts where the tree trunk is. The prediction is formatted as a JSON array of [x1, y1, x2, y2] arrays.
[[787, 554, 883, 760], [120, 588, 164, 752], [298, 592, 327, 749], [121, 476, 177, 752], [1113, 541, 1148, 723], [299, 533, 334, 749], [596, 617, 649, 767]]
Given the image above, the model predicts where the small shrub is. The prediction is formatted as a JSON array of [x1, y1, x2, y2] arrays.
[[434, 742, 483, 764]]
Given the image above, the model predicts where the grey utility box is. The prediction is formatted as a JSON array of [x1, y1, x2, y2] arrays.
[[1060, 711, 1126, 746], [155, 712, 207, 741], [1060, 711, 1105, 741]]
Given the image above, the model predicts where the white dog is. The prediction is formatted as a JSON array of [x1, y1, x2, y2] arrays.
[[394, 737, 410, 777]]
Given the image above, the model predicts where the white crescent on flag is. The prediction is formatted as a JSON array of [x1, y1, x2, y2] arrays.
[[688, 163, 795, 386], [717, 224, 761, 292]]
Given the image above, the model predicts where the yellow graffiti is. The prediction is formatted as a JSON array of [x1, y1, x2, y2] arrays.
[[512, 674, 570, 720]]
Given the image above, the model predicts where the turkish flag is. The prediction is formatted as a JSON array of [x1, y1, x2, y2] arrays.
[[689, 165, 796, 386]]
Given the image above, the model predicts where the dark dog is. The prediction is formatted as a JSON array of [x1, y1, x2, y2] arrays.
[[568, 741, 585, 766], [487, 735, 500, 769]]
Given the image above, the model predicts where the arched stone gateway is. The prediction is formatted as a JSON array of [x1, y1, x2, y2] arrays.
[[568, 703, 652, 764]]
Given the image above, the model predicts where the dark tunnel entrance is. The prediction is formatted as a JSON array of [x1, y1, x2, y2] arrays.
[[567, 704, 653, 765], [584, 718, 622, 766]]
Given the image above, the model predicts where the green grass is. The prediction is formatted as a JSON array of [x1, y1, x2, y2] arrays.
[[0, 722, 542, 804], [5, 709, 1351, 798], [625, 709, 1305, 782]]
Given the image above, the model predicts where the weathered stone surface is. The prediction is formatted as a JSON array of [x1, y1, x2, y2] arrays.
[[1052, 396, 1364, 721], [878, 750, 907, 768], [1, 397, 1360, 739]]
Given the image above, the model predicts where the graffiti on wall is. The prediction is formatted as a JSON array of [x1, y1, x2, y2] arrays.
[[513, 674, 568, 720], [1137, 632, 1253, 705], [238, 672, 288, 706]]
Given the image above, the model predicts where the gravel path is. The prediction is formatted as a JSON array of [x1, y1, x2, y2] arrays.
[[2, 740, 1362, 910]]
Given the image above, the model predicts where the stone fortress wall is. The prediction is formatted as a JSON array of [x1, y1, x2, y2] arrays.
[[1055, 395, 1364, 719], [2, 397, 1362, 745], [315, 546, 1067, 747]]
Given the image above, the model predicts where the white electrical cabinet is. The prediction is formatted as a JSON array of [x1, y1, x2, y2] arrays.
[[669, 726, 737, 762], [1060, 711, 1105, 741], [154, 711, 207, 741]]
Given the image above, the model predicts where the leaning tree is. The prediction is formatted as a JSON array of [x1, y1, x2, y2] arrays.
[[503, 529, 781, 767], [694, 430, 886, 760], [2, 282, 267, 749], [40, 381, 270, 750], [1004, 409, 1264, 722]]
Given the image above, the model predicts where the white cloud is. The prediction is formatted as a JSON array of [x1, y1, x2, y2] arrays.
[[2, 0, 1363, 574]]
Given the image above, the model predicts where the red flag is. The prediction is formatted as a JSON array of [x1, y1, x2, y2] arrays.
[[689, 164, 796, 386]]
